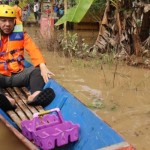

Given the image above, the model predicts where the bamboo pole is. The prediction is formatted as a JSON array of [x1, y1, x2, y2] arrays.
[[35, 105, 44, 112], [49, 0, 54, 38], [5, 88, 30, 120], [40, 0, 43, 13], [14, 87, 38, 114], [3, 89, 27, 122], [21, 87, 31, 97], [64, 0, 67, 36], [6, 111, 21, 128]]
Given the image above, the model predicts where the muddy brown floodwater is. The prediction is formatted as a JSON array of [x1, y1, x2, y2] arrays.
[[0, 26, 150, 150]]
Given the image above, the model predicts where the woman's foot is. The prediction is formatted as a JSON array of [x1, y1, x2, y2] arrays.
[[27, 88, 55, 107], [27, 91, 41, 103]]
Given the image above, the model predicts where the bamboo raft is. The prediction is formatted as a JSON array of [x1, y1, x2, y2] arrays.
[[1, 87, 45, 150]]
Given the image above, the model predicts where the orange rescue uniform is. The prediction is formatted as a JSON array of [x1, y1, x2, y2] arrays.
[[13, 5, 22, 22], [0, 32, 45, 76]]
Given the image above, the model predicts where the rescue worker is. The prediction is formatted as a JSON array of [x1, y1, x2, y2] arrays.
[[13, 0, 22, 23], [33, 0, 40, 22], [0, 5, 55, 111]]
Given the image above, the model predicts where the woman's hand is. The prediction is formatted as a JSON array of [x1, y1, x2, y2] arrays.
[[39, 63, 55, 83]]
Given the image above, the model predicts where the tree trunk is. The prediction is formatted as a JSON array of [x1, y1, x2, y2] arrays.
[[140, 10, 150, 42]]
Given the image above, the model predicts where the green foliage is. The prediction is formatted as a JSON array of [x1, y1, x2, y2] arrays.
[[92, 98, 105, 109], [58, 31, 116, 66], [59, 32, 90, 58], [13, 0, 34, 9], [19, 0, 28, 8], [86, 0, 106, 22], [90, 0, 106, 13], [55, 0, 95, 25]]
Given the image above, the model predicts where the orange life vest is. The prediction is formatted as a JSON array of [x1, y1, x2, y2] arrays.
[[0, 23, 25, 76]]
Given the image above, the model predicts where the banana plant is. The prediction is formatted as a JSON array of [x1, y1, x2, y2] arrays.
[[55, 0, 95, 26]]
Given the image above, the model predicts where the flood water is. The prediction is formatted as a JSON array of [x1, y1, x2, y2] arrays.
[[0, 26, 150, 150]]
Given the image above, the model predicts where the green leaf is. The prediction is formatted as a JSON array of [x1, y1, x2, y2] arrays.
[[55, 0, 95, 26]]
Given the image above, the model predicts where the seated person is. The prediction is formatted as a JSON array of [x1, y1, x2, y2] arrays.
[[0, 5, 55, 112]]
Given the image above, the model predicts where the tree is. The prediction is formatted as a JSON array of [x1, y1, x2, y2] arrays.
[[93, 0, 150, 57], [55, 0, 150, 58]]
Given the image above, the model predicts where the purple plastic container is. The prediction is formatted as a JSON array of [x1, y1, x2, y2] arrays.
[[34, 121, 79, 150], [21, 112, 60, 140], [21, 108, 80, 150]]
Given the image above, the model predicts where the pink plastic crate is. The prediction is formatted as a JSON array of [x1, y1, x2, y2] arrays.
[[21, 108, 80, 150]]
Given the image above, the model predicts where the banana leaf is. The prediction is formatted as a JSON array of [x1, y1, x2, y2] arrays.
[[55, 0, 95, 26]]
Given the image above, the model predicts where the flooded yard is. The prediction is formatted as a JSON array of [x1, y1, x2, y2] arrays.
[[44, 52, 150, 150], [0, 26, 150, 150]]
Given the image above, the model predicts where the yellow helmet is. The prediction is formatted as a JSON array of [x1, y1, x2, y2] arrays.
[[0, 5, 16, 18]]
